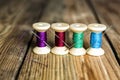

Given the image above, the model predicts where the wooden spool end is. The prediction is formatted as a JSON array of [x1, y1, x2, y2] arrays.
[[51, 23, 69, 32], [88, 23, 106, 32], [33, 22, 50, 32], [70, 23, 87, 32]]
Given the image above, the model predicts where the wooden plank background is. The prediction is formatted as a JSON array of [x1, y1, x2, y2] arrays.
[[0, 0, 120, 80]]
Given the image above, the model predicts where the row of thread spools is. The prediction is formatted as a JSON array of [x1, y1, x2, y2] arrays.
[[32, 22, 107, 56]]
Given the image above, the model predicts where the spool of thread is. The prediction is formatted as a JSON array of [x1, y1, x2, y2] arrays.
[[70, 23, 87, 56], [37, 32, 47, 47], [32, 22, 50, 54], [51, 23, 69, 55], [87, 23, 106, 56]]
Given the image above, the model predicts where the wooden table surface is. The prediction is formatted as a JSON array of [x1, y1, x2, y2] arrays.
[[0, 0, 120, 80]]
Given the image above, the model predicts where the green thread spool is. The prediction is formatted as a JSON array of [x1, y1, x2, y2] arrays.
[[70, 23, 87, 56], [73, 32, 84, 48]]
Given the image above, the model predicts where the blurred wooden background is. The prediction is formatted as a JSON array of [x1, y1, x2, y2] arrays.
[[0, 0, 120, 80]]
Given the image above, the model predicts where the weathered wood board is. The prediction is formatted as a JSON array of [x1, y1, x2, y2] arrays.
[[0, 0, 119, 80], [18, 0, 120, 80]]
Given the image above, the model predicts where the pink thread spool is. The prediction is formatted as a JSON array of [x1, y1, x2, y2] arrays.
[[51, 23, 69, 55]]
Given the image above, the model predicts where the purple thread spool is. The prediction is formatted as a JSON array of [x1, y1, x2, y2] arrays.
[[33, 22, 50, 54], [37, 32, 47, 47]]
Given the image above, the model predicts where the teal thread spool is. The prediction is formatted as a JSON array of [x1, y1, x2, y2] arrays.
[[87, 23, 106, 56], [70, 23, 87, 56], [73, 32, 84, 48]]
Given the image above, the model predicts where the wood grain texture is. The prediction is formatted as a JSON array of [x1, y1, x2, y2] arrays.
[[90, 0, 120, 61], [18, 0, 120, 80], [0, 0, 47, 79]]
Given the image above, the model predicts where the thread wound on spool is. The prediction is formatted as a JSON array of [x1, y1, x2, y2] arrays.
[[90, 32, 102, 48], [73, 32, 84, 48], [37, 32, 47, 47], [55, 32, 65, 47]]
